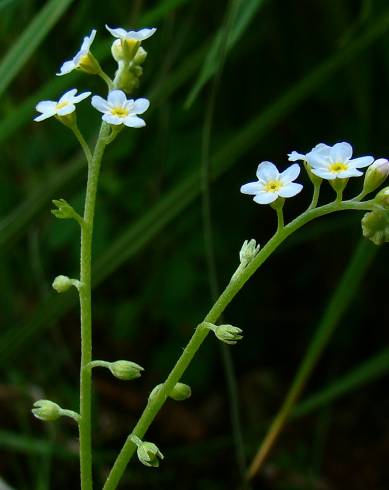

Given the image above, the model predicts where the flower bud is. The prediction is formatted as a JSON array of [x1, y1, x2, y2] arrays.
[[137, 441, 164, 468], [108, 360, 144, 380], [374, 186, 389, 209], [214, 324, 243, 345], [170, 382, 191, 401], [52, 275, 73, 293], [239, 239, 260, 266], [32, 400, 62, 421], [362, 159, 389, 195], [134, 47, 147, 65], [361, 210, 389, 245]]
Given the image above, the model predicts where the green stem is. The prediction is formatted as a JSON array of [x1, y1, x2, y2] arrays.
[[72, 125, 93, 166], [79, 122, 110, 490], [308, 181, 322, 210], [276, 206, 284, 231], [102, 198, 375, 490]]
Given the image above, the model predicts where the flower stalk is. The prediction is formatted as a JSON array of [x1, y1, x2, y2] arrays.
[[102, 197, 375, 490]]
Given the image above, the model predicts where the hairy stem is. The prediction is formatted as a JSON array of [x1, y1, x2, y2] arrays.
[[102, 198, 375, 490], [79, 122, 110, 490]]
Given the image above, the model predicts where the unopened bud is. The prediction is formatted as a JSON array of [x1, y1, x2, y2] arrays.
[[134, 47, 147, 65], [361, 210, 389, 246], [170, 382, 191, 401], [239, 239, 260, 266], [374, 186, 389, 209], [137, 441, 164, 468], [52, 275, 74, 293], [214, 324, 243, 345], [109, 360, 144, 380], [32, 400, 62, 421], [362, 159, 389, 195]]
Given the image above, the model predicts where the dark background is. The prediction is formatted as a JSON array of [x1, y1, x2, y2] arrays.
[[0, 0, 389, 489]]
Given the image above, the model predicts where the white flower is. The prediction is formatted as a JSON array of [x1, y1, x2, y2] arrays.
[[91, 90, 150, 128], [34, 89, 91, 122], [57, 29, 96, 76], [288, 143, 331, 162], [105, 25, 156, 41], [306, 142, 374, 180], [240, 162, 303, 204]]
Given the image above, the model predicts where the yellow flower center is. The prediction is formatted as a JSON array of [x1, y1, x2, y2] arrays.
[[329, 162, 348, 173], [56, 101, 69, 110], [264, 180, 282, 192], [111, 106, 129, 118]]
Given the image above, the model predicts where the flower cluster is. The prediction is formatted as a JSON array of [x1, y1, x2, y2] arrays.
[[241, 141, 384, 206], [34, 25, 156, 128]]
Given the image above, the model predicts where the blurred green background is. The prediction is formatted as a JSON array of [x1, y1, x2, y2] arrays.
[[1, 0, 389, 489]]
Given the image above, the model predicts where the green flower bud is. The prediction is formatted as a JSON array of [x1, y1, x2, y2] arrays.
[[214, 324, 243, 345], [137, 441, 164, 468], [170, 382, 191, 401], [109, 360, 144, 380], [52, 275, 73, 293], [361, 210, 389, 245], [51, 198, 82, 223], [239, 239, 260, 266], [362, 159, 389, 195], [374, 186, 389, 208], [134, 47, 147, 65], [32, 400, 62, 421]]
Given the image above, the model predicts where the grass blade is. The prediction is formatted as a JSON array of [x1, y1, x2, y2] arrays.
[[293, 347, 389, 418], [0, 0, 75, 98], [246, 240, 377, 479]]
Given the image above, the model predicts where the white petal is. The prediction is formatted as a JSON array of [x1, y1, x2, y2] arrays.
[[306, 150, 330, 168], [60, 89, 77, 102], [102, 113, 123, 125], [348, 156, 374, 168], [256, 161, 279, 182], [312, 143, 331, 153], [133, 98, 150, 115], [288, 151, 305, 162], [107, 90, 127, 106], [72, 91, 91, 103], [80, 29, 96, 51], [57, 104, 76, 116], [34, 111, 56, 122], [36, 100, 56, 113], [329, 142, 353, 162], [91, 95, 109, 113], [105, 25, 128, 39], [278, 182, 303, 198], [128, 28, 156, 40], [337, 169, 363, 178], [280, 163, 300, 184], [311, 168, 336, 180], [240, 182, 264, 195], [253, 192, 278, 204], [123, 115, 146, 128], [56, 60, 75, 76]]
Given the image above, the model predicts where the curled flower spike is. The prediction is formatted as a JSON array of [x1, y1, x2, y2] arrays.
[[241, 162, 303, 204], [91, 90, 150, 128], [106, 25, 156, 41], [34, 89, 91, 122], [57, 29, 97, 76], [291, 142, 374, 180]]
